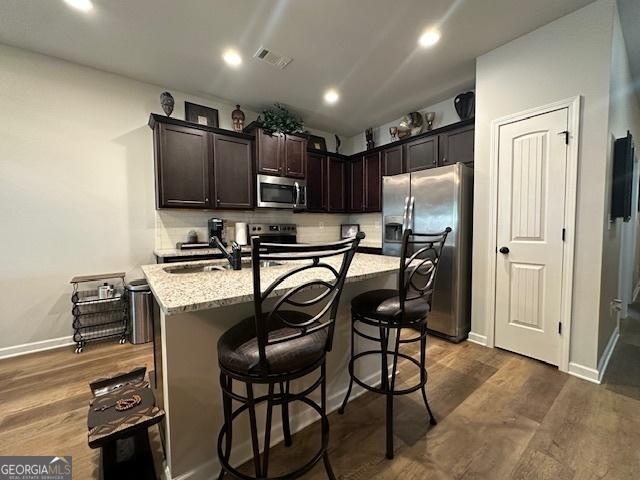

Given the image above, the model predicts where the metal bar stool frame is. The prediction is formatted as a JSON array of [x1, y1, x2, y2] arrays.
[[217, 233, 364, 480], [338, 227, 450, 459]]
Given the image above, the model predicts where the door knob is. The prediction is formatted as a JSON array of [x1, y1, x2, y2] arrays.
[[499, 247, 510, 254]]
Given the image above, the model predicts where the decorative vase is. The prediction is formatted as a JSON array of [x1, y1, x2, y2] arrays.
[[335, 134, 341, 153], [160, 91, 175, 117], [365, 128, 375, 150], [232, 104, 245, 132], [454, 92, 475, 120], [425, 112, 436, 130]]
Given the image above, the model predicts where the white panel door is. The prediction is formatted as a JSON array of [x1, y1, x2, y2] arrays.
[[494, 108, 568, 365]]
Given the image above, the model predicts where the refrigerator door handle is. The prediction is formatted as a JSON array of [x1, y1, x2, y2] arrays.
[[401, 196, 410, 231], [406, 196, 415, 231]]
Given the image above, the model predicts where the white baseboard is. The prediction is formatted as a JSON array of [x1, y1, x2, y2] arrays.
[[567, 362, 600, 384], [0, 335, 74, 360], [169, 369, 386, 480], [467, 332, 488, 346], [597, 325, 620, 383]]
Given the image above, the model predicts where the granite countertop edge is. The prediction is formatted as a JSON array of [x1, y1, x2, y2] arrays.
[[142, 253, 398, 316]]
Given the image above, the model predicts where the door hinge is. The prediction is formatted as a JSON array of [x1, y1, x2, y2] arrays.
[[558, 322, 562, 334], [562, 228, 566, 241], [559, 130, 569, 145]]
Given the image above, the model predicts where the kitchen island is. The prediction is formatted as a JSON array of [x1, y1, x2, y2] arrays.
[[142, 253, 399, 480]]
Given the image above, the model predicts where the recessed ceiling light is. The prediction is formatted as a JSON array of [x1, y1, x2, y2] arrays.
[[418, 29, 441, 48], [64, 0, 93, 12], [222, 49, 242, 67], [324, 89, 339, 104]]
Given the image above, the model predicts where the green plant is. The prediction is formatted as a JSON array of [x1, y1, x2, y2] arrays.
[[260, 103, 304, 134]]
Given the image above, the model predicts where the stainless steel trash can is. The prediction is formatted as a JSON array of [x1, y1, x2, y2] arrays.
[[126, 279, 153, 344]]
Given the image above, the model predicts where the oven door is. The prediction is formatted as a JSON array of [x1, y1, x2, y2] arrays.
[[257, 174, 307, 209]]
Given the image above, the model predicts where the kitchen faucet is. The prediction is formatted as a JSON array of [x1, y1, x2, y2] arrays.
[[210, 236, 243, 270]]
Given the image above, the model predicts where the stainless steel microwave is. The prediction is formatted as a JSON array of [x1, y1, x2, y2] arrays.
[[256, 174, 307, 209]]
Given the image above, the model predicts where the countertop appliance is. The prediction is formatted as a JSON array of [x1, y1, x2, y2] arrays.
[[208, 217, 226, 246], [383, 163, 473, 342], [256, 174, 306, 209], [248, 223, 297, 244]]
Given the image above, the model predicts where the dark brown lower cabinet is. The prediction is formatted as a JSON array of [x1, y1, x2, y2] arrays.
[[212, 134, 253, 209], [155, 123, 210, 209], [327, 156, 346, 212]]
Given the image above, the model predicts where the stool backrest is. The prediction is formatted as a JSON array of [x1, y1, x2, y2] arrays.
[[398, 228, 451, 321], [251, 232, 364, 372]]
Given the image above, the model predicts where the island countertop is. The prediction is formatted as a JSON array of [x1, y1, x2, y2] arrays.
[[141, 253, 399, 315]]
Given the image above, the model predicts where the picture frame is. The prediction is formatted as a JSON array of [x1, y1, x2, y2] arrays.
[[340, 224, 360, 239], [185, 102, 219, 127], [307, 134, 327, 151]]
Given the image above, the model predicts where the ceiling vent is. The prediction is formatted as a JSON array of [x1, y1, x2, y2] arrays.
[[253, 46, 293, 70]]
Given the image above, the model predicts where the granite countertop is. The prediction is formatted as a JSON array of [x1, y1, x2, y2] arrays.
[[142, 253, 399, 315], [154, 245, 251, 258]]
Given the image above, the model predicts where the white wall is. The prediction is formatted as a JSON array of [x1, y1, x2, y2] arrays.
[[600, 4, 640, 360], [0, 44, 338, 354], [342, 95, 471, 155], [472, 0, 615, 370]]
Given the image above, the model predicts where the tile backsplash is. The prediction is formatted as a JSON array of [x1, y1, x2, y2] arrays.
[[155, 210, 383, 250], [155, 210, 350, 248]]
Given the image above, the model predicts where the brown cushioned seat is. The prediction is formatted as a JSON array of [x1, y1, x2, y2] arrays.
[[351, 289, 430, 324], [218, 311, 328, 375]]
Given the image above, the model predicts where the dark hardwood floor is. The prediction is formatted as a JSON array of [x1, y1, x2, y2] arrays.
[[1, 317, 639, 479]]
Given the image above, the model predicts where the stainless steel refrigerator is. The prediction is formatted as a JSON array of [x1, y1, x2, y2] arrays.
[[382, 163, 473, 342]]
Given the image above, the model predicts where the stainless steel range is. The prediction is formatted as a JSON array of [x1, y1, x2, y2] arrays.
[[248, 223, 297, 244]]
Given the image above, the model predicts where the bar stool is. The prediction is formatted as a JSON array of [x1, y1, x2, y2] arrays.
[[216, 232, 364, 479], [338, 227, 450, 459]]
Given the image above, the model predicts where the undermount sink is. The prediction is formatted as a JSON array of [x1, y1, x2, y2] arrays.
[[164, 260, 282, 274]]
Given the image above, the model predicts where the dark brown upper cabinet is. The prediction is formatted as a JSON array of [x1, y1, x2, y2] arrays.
[[327, 156, 346, 212], [254, 127, 307, 178], [405, 136, 438, 172], [154, 123, 211, 209], [149, 114, 254, 210], [306, 152, 326, 212], [212, 134, 253, 209], [382, 145, 403, 176], [283, 134, 306, 178], [364, 151, 382, 212], [439, 124, 475, 166], [256, 129, 282, 175], [348, 156, 365, 212]]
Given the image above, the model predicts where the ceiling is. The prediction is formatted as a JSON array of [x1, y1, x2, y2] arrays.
[[0, 0, 598, 136]]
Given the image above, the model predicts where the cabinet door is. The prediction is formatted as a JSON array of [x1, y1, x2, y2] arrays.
[[405, 136, 438, 172], [256, 128, 282, 175], [364, 151, 382, 212], [156, 124, 210, 208], [212, 134, 253, 209], [306, 152, 326, 211], [349, 156, 365, 212], [382, 145, 403, 176], [284, 135, 307, 178], [439, 124, 475, 166], [327, 156, 346, 212]]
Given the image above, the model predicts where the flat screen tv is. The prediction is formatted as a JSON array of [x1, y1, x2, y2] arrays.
[[612, 131, 634, 222]]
